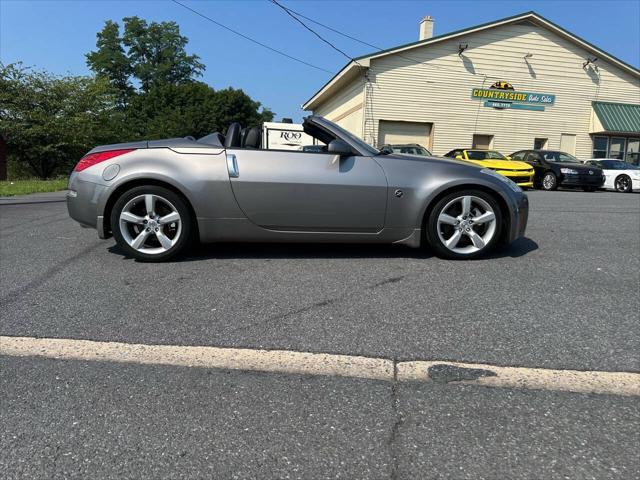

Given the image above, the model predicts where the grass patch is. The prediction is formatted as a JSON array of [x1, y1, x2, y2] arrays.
[[0, 178, 68, 197]]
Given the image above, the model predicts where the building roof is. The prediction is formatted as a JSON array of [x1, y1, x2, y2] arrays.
[[592, 102, 640, 134], [302, 11, 640, 111]]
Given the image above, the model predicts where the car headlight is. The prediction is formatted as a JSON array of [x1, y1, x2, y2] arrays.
[[560, 168, 579, 174], [480, 168, 522, 192]]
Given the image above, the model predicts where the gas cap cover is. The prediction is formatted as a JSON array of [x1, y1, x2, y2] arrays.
[[102, 164, 120, 181]]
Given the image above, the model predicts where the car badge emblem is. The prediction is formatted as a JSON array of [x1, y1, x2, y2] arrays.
[[589, 170, 594, 175], [394, 189, 404, 198]]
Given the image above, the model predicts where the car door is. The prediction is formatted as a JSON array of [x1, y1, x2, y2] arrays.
[[225, 148, 388, 232], [524, 152, 545, 178]]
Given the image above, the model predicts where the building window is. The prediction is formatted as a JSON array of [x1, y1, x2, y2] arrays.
[[592, 136, 608, 158], [472, 134, 493, 149], [626, 138, 639, 165], [609, 137, 626, 160], [534, 138, 548, 150]]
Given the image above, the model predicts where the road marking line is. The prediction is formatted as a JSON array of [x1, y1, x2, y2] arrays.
[[1, 336, 639, 396], [397, 361, 640, 397], [0, 336, 393, 381]]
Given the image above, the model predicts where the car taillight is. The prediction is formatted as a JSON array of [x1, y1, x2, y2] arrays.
[[74, 149, 135, 172]]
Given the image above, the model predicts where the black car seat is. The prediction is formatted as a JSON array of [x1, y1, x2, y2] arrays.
[[240, 127, 250, 147], [243, 127, 262, 149], [225, 122, 242, 148]]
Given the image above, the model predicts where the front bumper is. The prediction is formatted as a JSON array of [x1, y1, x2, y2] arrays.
[[67, 173, 109, 237], [507, 193, 529, 243], [493, 169, 535, 187], [560, 174, 605, 188]]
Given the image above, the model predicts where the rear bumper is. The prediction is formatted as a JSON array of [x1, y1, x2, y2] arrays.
[[66, 173, 109, 237]]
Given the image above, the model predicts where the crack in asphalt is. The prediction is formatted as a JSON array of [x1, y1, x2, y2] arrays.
[[388, 359, 402, 480], [0, 241, 105, 308], [0, 214, 69, 238], [224, 274, 409, 336]]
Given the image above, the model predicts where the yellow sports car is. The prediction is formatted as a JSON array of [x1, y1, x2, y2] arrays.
[[444, 149, 534, 188]]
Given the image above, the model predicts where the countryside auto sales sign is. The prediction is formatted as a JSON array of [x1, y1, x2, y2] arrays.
[[471, 82, 555, 111]]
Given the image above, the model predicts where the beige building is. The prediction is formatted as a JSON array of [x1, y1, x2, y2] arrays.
[[302, 11, 640, 164]]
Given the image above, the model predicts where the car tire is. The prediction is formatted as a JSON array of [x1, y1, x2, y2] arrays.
[[541, 172, 558, 191], [425, 190, 502, 260], [614, 174, 632, 193], [582, 186, 597, 192], [111, 185, 192, 262]]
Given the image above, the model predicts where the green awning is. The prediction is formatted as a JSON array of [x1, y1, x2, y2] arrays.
[[592, 101, 640, 134]]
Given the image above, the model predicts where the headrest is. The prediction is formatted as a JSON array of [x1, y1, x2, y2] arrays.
[[225, 123, 242, 148], [244, 127, 262, 149]]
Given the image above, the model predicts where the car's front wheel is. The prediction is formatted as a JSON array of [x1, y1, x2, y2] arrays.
[[111, 185, 192, 262], [541, 172, 558, 191], [425, 190, 502, 260], [615, 174, 632, 193]]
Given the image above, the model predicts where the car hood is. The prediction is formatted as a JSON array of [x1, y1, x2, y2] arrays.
[[381, 153, 482, 168], [464, 159, 533, 170]]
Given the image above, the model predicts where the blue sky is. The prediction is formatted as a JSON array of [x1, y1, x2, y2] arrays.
[[1, 0, 639, 121]]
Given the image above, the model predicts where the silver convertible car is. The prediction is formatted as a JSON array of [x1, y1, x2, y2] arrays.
[[67, 116, 528, 261]]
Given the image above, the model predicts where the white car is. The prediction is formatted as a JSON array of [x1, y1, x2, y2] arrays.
[[583, 159, 640, 193]]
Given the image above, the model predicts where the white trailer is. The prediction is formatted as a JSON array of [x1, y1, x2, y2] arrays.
[[262, 122, 321, 151]]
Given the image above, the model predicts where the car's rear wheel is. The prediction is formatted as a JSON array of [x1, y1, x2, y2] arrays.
[[111, 185, 192, 262], [615, 174, 632, 193], [425, 190, 502, 260], [541, 172, 557, 191]]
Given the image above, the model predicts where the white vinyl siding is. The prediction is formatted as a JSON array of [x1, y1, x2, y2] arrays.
[[313, 77, 365, 138], [346, 21, 639, 157]]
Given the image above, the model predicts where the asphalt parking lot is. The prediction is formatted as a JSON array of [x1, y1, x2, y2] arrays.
[[1, 189, 639, 479]]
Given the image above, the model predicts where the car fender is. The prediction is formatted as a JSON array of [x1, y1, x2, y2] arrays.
[[375, 155, 521, 230], [92, 147, 244, 226]]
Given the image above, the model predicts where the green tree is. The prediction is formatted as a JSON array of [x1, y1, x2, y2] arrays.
[[124, 82, 273, 140], [0, 63, 121, 179], [87, 16, 205, 95], [86, 20, 133, 106]]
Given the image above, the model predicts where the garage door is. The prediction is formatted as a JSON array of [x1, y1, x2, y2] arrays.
[[378, 121, 432, 149]]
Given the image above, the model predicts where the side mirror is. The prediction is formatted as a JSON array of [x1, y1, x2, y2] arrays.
[[455, 155, 463, 160], [327, 139, 353, 156], [505, 155, 512, 160]]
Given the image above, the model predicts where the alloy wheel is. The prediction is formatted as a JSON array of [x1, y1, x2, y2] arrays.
[[615, 176, 630, 192], [542, 173, 556, 190], [119, 194, 182, 255], [436, 195, 497, 255]]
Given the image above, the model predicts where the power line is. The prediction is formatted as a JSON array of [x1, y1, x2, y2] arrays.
[[269, 1, 469, 77], [276, 4, 383, 51], [270, 0, 359, 65], [170, 0, 334, 74]]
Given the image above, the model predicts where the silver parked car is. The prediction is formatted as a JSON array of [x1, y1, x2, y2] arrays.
[[67, 116, 528, 261]]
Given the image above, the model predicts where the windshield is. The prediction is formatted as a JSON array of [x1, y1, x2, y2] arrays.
[[543, 151, 579, 163], [317, 118, 380, 156], [596, 160, 638, 169], [467, 150, 506, 160], [391, 146, 431, 156]]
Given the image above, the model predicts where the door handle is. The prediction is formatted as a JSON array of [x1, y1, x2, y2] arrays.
[[227, 153, 239, 178]]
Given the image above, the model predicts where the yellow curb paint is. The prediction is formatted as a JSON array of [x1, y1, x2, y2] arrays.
[[2, 336, 639, 397]]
